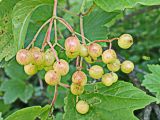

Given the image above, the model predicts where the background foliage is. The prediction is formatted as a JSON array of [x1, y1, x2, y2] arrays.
[[0, 0, 160, 120]]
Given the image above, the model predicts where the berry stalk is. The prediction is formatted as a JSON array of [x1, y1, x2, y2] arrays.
[[49, 85, 58, 115]]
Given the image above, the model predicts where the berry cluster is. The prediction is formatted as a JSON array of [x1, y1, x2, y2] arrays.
[[16, 33, 134, 115], [16, 47, 69, 86]]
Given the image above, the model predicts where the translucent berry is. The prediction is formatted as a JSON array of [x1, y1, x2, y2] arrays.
[[65, 36, 80, 53], [76, 100, 89, 114], [89, 65, 104, 79], [16, 49, 32, 65], [79, 44, 88, 57], [44, 49, 55, 66], [121, 60, 134, 73], [72, 71, 87, 86], [112, 72, 118, 83], [66, 51, 79, 59], [88, 43, 102, 58], [53, 59, 69, 76], [24, 63, 37, 76], [29, 47, 41, 52], [118, 34, 133, 49], [30, 47, 44, 65], [102, 49, 117, 64], [71, 83, 84, 95], [102, 73, 115, 86], [45, 70, 61, 86], [107, 59, 121, 72], [84, 56, 97, 64]]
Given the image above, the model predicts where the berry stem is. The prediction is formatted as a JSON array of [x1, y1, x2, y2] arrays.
[[53, 0, 57, 16], [48, 41, 60, 62], [59, 82, 70, 88], [49, 85, 58, 115], [53, 0, 58, 44], [75, 32, 91, 43], [26, 18, 52, 49], [93, 38, 119, 43], [56, 17, 74, 33], [109, 42, 112, 49], [80, 15, 86, 44], [79, 0, 86, 43], [76, 56, 80, 68], [80, 57, 83, 70], [54, 19, 58, 44]]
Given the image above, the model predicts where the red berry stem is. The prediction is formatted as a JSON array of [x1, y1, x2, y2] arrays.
[[53, 0, 57, 16], [56, 17, 74, 33], [109, 42, 112, 49], [48, 41, 59, 62], [76, 56, 80, 68], [80, 15, 86, 44], [59, 82, 70, 88], [93, 38, 119, 43], [49, 85, 58, 115], [79, 57, 83, 70]]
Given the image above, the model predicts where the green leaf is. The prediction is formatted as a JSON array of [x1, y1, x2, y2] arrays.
[[84, 9, 119, 40], [5, 105, 52, 120], [94, 0, 160, 12], [142, 65, 160, 102], [12, 0, 52, 50], [0, 100, 11, 113], [55, 113, 63, 120], [0, 79, 33, 104], [39, 105, 52, 120], [0, 0, 20, 17], [4, 58, 28, 80], [0, 0, 20, 62], [64, 81, 155, 120]]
